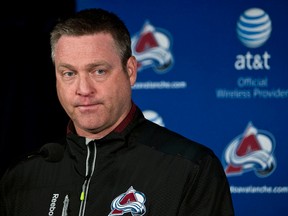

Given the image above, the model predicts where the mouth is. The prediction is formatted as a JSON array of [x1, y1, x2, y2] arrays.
[[76, 103, 101, 112]]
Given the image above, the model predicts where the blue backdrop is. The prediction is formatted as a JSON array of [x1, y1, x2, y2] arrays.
[[76, 1, 288, 215]]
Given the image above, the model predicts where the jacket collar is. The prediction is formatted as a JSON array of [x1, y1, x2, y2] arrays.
[[65, 102, 144, 177], [66, 101, 138, 137]]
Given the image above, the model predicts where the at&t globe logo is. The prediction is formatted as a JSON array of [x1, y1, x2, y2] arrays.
[[234, 8, 272, 70], [237, 8, 272, 48]]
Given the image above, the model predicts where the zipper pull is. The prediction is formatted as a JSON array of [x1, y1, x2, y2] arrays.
[[80, 174, 90, 201], [80, 191, 85, 201]]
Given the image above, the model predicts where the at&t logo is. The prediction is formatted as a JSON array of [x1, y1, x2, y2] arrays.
[[234, 8, 272, 70], [237, 8, 271, 48]]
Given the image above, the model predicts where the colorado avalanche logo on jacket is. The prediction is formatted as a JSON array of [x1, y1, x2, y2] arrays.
[[109, 186, 146, 216]]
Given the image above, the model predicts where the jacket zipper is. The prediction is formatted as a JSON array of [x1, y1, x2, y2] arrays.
[[78, 141, 97, 216]]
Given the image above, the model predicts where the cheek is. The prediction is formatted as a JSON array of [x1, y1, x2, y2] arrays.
[[114, 76, 131, 93], [114, 81, 132, 101], [56, 83, 71, 106], [56, 88, 66, 108]]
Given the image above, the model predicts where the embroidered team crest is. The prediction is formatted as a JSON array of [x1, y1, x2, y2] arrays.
[[109, 186, 146, 216]]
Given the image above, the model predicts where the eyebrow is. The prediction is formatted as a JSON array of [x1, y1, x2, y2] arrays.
[[57, 61, 111, 72], [84, 61, 112, 71], [57, 63, 75, 71]]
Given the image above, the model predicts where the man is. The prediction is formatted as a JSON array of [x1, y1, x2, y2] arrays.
[[0, 8, 234, 215]]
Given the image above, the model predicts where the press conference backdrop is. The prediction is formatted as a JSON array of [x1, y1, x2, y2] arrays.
[[76, 0, 288, 215]]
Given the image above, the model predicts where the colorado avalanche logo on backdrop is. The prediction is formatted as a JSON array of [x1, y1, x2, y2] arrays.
[[131, 21, 174, 73], [109, 186, 146, 215], [223, 122, 276, 177], [143, 110, 165, 127]]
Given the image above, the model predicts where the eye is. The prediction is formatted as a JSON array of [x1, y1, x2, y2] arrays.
[[95, 69, 106, 75], [63, 71, 75, 77]]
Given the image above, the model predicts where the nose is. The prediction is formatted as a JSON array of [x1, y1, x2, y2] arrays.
[[76, 74, 95, 96]]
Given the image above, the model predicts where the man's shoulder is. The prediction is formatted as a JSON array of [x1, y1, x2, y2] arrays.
[[133, 118, 216, 162], [1, 142, 66, 186], [0, 153, 42, 190]]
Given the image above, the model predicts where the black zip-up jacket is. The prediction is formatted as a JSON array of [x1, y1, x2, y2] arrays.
[[0, 104, 234, 216]]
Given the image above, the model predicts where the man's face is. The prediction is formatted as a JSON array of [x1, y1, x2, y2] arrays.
[[54, 33, 137, 139]]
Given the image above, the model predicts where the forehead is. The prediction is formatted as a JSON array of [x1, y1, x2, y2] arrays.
[[54, 33, 121, 65], [55, 33, 116, 53]]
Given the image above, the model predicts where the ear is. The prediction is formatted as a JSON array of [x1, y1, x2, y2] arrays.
[[126, 56, 138, 86]]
